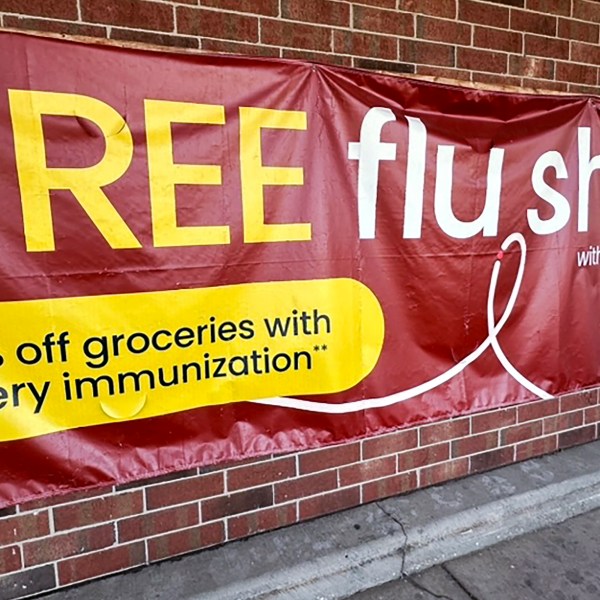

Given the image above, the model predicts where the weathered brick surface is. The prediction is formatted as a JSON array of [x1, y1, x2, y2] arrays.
[[2, 1, 600, 595]]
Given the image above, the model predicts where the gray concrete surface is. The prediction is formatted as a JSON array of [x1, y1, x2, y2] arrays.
[[352, 506, 600, 599], [35, 440, 600, 600]]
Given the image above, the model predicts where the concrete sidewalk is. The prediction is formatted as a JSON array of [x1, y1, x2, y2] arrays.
[[39, 440, 600, 600]]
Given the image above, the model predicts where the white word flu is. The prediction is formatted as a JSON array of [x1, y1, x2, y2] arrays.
[[348, 107, 600, 240]]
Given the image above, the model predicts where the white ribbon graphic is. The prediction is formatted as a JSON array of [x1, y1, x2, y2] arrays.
[[253, 232, 552, 413]]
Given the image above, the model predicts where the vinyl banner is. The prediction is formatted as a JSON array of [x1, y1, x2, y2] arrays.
[[1, 32, 599, 506]]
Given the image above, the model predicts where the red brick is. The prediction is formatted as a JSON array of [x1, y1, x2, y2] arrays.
[[228, 457, 295, 492], [118, 504, 199, 543], [459, 0, 510, 27], [57, 542, 145, 585], [363, 429, 418, 459], [0, 0, 77, 19], [339, 456, 396, 486], [511, 55, 555, 79], [228, 504, 297, 540], [516, 434, 558, 460], [398, 443, 450, 471], [490, 0, 524, 5], [334, 30, 398, 60], [110, 28, 199, 49], [558, 17, 599, 43], [558, 425, 596, 449], [556, 61, 598, 84], [23, 524, 114, 567], [472, 407, 517, 434], [362, 472, 418, 503], [524, 34, 569, 59], [511, 8, 557, 35], [54, 492, 143, 531], [203, 39, 280, 57], [3, 16, 107, 38], [470, 447, 515, 474], [146, 473, 223, 510], [585, 405, 600, 424], [399, 0, 457, 19], [178, 7, 259, 41], [451, 432, 498, 457], [526, 0, 572, 16], [522, 78, 568, 91], [398, 38, 455, 66], [275, 471, 337, 503], [0, 506, 16, 518], [473, 25, 522, 53], [81, 0, 173, 31], [472, 72, 524, 87], [299, 442, 360, 475], [544, 411, 584, 434], [420, 458, 469, 487], [573, 0, 600, 23], [202, 0, 279, 16], [148, 522, 225, 561], [202, 486, 273, 521], [299, 487, 361, 520], [561, 389, 599, 412], [501, 420, 543, 445], [457, 47, 508, 73], [0, 545, 21, 575], [262, 19, 331, 51], [517, 398, 559, 422], [282, 0, 350, 27], [0, 512, 50, 545], [354, 5, 414, 37], [420, 418, 470, 446], [567, 83, 599, 94], [417, 15, 470, 44]]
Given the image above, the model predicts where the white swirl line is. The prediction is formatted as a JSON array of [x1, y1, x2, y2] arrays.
[[252, 232, 552, 413]]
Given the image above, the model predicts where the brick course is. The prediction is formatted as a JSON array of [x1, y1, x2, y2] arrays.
[[1, 0, 600, 596]]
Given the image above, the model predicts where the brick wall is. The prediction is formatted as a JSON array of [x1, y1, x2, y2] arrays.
[[1, 0, 600, 597]]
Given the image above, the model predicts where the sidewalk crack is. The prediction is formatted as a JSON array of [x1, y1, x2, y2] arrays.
[[441, 564, 480, 600], [374, 502, 462, 600]]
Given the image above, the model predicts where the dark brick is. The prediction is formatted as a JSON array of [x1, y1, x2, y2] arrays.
[[559, 425, 596, 450], [202, 486, 273, 521], [353, 58, 415, 74], [470, 447, 515, 474], [178, 7, 258, 41], [0, 565, 56, 599], [118, 504, 199, 542]]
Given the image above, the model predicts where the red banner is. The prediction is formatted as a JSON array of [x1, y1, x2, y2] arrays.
[[0, 32, 599, 506]]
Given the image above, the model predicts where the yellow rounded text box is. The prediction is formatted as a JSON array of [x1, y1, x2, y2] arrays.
[[0, 278, 384, 442]]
